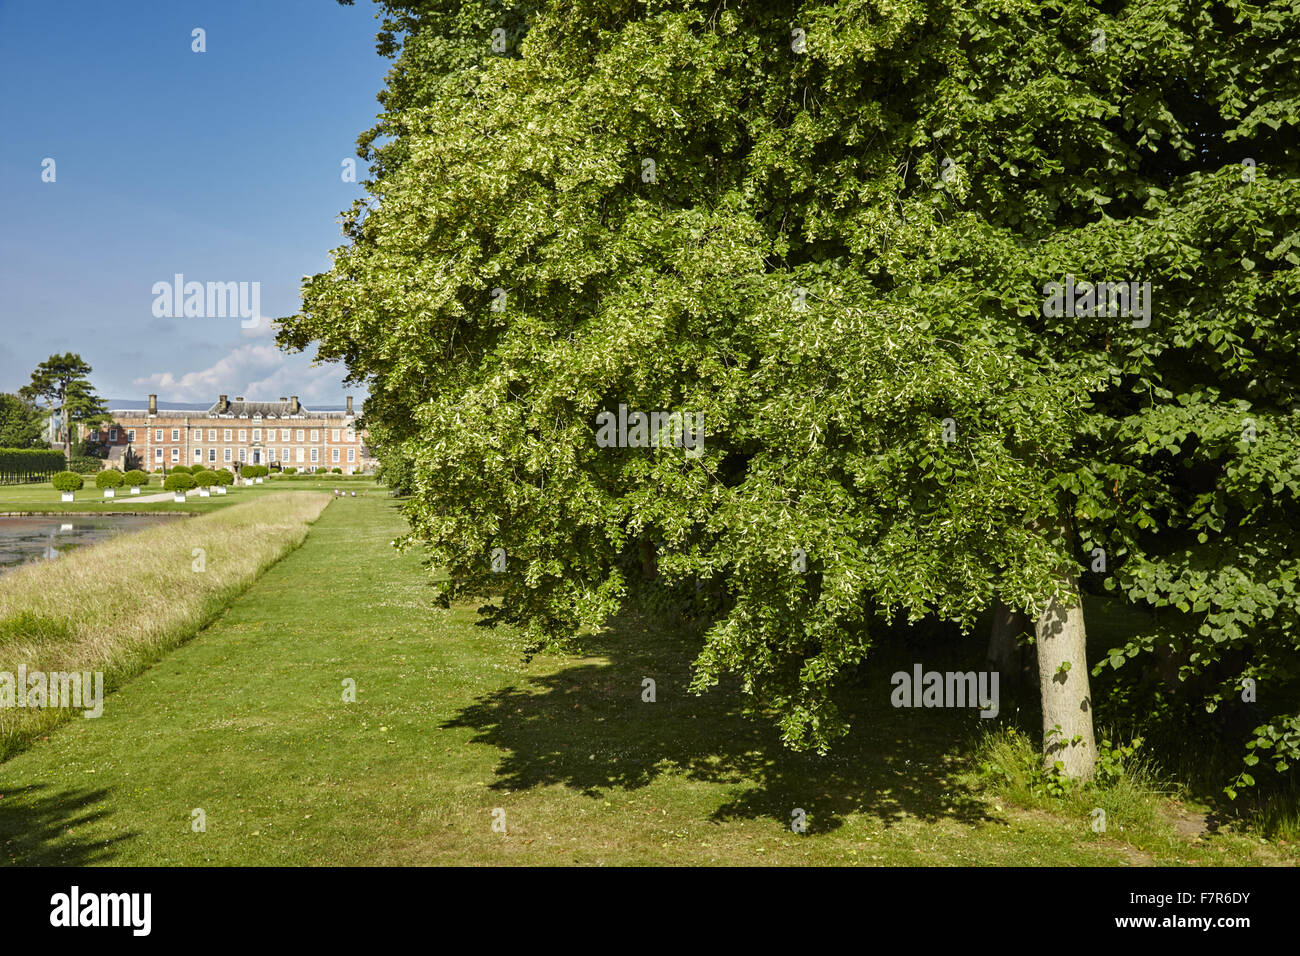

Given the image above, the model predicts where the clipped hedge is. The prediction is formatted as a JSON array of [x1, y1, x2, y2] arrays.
[[192, 469, 218, 488], [163, 473, 196, 492], [0, 448, 66, 484], [169, 465, 192, 475], [51, 471, 84, 493], [213, 468, 234, 487], [68, 456, 102, 475], [122, 470, 148, 487], [94, 470, 125, 489]]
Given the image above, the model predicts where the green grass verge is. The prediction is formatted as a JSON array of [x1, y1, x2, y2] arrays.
[[0, 477, 381, 515], [0, 493, 331, 759], [0, 494, 1292, 865]]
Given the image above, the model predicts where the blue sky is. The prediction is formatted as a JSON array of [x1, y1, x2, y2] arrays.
[[0, 0, 389, 407]]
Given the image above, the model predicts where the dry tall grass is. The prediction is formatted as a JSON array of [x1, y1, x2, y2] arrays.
[[0, 493, 331, 758]]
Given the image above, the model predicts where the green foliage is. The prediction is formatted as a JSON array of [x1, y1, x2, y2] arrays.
[[19, 353, 107, 453], [283, 0, 1300, 780], [281, 467, 298, 475], [213, 468, 235, 486], [94, 470, 124, 489], [243, 465, 269, 479], [192, 470, 219, 488], [68, 456, 101, 475], [50, 471, 83, 493], [0, 448, 64, 484], [164, 473, 197, 493], [169, 465, 192, 475], [122, 470, 148, 487], [0, 394, 44, 449]]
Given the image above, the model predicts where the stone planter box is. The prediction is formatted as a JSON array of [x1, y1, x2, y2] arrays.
[[255, 477, 263, 484], [215, 486, 227, 495], [130, 486, 141, 495], [173, 493, 186, 503], [103, 489, 115, 498], [198, 488, 211, 497], [61, 492, 74, 502]]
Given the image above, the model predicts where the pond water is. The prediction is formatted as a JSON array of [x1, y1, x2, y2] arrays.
[[0, 515, 181, 574]]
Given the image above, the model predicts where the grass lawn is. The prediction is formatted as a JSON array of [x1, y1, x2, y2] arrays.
[[0, 493, 1293, 866], [0, 476, 380, 515]]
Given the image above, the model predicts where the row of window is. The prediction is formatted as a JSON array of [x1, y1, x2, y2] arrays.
[[152, 447, 357, 463], [116, 426, 357, 443]]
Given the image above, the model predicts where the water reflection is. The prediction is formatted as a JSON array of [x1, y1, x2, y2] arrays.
[[0, 516, 180, 574]]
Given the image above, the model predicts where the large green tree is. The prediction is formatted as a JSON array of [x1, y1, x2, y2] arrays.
[[286, 0, 1299, 787], [0, 393, 44, 448], [20, 354, 109, 463]]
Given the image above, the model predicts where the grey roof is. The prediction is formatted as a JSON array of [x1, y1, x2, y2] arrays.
[[206, 398, 308, 418]]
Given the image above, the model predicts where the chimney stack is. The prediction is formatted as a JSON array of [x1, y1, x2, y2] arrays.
[[290, 395, 299, 414], [279, 397, 287, 403], [219, 394, 227, 411], [235, 396, 244, 402], [346, 395, 353, 415], [148, 394, 157, 415]]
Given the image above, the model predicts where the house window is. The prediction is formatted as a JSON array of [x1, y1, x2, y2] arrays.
[[331, 429, 340, 442], [346, 428, 355, 441], [209, 449, 216, 462], [155, 429, 163, 441], [267, 448, 276, 461], [238, 429, 247, 442], [171, 429, 179, 441], [221, 429, 230, 441], [253, 428, 261, 441], [208, 429, 216, 441], [109, 428, 118, 441], [296, 448, 304, 463], [281, 428, 290, 441], [171, 448, 179, 462], [224, 449, 232, 462], [331, 448, 339, 462], [155, 448, 163, 461], [239, 449, 247, 462], [310, 448, 319, 463], [311, 429, 320, 442], [194, 448, 202, 461], [295, 429, 304, 442], [347, 448, 355, 462], [193, 429, 202, 440]]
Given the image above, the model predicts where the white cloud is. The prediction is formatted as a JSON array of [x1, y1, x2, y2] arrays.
[[133, 343, 357, 406]]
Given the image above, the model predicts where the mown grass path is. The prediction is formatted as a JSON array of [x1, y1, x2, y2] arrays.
[[0, 495, 1290, 865]]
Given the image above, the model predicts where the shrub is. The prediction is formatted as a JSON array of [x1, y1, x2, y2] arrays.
[[192, 469, 218, 488], [169, 465, 192, 475], [243, 465, 268, 479], [282, 467, 298, 475], [51, 471, 83, 492], [122, 470, 148, 487], [213, 468, 234, 486], [332, 467, 343, 474], [94, 470, 125, 489], [164, 472, 196, 492], [68, 456, 101, 474], [0, 448, 65, 484]]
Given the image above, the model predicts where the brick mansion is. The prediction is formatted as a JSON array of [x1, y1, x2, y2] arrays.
[[84, 394, 377, 474]]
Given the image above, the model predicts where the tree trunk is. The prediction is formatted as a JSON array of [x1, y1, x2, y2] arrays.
[[60, 392, 70, 463], [1034, 573, 1097, 780]]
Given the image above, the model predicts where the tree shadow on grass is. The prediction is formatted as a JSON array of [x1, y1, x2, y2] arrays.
[[0, 784, 134, 866], [444, 612, 1003, 834]]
